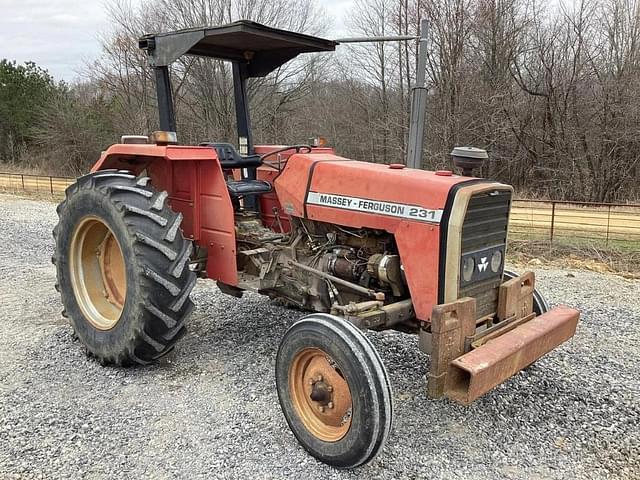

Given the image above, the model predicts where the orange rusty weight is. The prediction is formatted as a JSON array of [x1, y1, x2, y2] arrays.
[[449, 305, 580, 405]]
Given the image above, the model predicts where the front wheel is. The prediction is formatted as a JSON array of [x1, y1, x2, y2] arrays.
[[276, 314, 393, 468]]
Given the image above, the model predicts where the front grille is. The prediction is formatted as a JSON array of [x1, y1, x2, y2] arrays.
[[462, 190, 511, 251], [459, 189, 511, 317]]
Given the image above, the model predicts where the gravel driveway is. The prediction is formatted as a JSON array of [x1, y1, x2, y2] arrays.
[[0, 193, 638, 480]]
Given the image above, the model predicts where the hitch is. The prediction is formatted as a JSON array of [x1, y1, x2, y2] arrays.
[[424, 272, 580, 405]]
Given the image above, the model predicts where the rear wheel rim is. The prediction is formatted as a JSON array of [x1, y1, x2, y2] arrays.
[[69, 216, 127, 330], [289, 348, 353, 442]]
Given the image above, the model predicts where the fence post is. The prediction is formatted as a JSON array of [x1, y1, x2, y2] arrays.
[[606, 205, 611, 246], [550, 202, 556, 244], [50, 176, 54, 195], [21, 174, 24, 190]]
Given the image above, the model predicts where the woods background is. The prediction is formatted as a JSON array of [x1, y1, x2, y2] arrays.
[[1, 0, 639, 202]]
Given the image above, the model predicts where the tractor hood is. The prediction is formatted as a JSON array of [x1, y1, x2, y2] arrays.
[[274, 153, 480, 231], [274, 153, 510, 322]]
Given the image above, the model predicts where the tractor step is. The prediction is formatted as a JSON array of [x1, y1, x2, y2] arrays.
[[446, 305, 579, 404]]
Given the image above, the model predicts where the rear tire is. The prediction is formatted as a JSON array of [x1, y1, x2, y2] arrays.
[[276, 314, 393, 468], [52, 170, 196, 365]]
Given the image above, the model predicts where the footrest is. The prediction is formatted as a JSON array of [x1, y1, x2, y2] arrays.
[[227, 180, 272, 197]]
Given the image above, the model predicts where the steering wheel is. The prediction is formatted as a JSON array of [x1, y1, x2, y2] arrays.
[[260, 145, 312, 171]]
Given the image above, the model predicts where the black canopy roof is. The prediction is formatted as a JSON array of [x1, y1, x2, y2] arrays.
[[139, 20, 337, 77]]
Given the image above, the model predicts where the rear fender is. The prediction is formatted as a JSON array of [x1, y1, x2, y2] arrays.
[[92, 144, 238, 286]]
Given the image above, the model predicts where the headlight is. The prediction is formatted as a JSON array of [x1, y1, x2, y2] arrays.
[[490, 250, 502, 272], [462, 256, 475, 282]]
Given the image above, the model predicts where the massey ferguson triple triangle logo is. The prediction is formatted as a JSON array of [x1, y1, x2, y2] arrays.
[[478, 257, 489, 272]]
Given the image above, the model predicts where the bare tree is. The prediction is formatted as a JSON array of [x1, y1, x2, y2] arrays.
[[25, 0, 640, 201]]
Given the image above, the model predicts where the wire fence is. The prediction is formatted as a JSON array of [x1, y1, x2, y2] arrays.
[[0, 172, 74, 196], [510, 199, 640, 248], [2, 172, 639, 249]]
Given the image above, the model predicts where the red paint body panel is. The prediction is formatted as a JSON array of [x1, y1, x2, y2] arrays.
[[196, 161, 238, 285], [93, 144, 238, 285], [91, 145, 219, 170], [254, 167, 292, 233], [274, 154, 472, 321], [243, 145, 337, 233], [92, 144, 479, 319], [394, 222, 441, 319]]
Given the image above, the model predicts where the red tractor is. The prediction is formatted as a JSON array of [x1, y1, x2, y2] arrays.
[[53, 21, 579, 468]]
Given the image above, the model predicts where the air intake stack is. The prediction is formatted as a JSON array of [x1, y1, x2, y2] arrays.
[[450, 147, 488, 177]]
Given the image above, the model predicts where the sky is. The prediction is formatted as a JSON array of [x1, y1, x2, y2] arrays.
[[0, 0, 354, 82]]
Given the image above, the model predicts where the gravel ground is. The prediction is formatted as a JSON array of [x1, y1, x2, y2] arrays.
[[0, 193, 638, 480]]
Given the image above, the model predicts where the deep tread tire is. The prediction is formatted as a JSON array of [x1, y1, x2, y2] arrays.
[[52, 169, 196, 365], [503, 269, 550, 315], [276, 314, 393, 468]]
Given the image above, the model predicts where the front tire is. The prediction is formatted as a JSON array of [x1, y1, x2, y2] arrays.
[[276, 314, 393, 468], [52, 170, 196, 365]]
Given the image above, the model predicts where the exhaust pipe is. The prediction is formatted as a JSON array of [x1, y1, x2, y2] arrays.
[[334, 21, 429, 170], [406, 19, 429, 170]]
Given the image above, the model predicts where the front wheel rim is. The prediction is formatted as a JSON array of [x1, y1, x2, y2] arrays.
[[69, 216, 127, 330], [289, 348, 353, 442]]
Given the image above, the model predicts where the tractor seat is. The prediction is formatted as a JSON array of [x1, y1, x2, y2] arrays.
[[200, 142, 262, 169], [200, 142, 271, 198], [226, 180, 272, 197]]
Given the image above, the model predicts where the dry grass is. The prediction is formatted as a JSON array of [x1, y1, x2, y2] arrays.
[[0, 189, 64, 202], [508, 239, 640, 279]]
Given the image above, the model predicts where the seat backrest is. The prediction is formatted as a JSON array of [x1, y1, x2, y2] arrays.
[[200, 142, 262, 169]]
